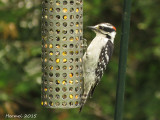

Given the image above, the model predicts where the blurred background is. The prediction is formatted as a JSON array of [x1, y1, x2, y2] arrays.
[[0, 0, 160, 120]]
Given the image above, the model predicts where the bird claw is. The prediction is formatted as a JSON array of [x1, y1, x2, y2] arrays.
[[81, 38, 87, 50], [76, 0, 81, 5]]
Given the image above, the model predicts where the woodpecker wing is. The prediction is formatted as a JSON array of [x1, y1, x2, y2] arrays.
[[89, 40, 114, 97]]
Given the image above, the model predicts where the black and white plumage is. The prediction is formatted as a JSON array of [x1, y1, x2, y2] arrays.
[[80, 23, 116, 112]]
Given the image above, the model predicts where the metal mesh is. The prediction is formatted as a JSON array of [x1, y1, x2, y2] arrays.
[[41, 0, 83, 108]]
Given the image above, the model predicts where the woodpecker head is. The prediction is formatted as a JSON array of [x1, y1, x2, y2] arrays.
[[88, 23, 116, 40]]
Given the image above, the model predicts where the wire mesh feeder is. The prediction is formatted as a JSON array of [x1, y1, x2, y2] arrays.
[[41, 0, 83, 108]]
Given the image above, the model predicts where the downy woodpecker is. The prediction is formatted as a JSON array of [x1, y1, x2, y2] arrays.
[[80, 23, 116, 112]]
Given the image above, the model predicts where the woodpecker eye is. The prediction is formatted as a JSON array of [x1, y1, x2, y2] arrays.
[[99, 26, 104, 30]]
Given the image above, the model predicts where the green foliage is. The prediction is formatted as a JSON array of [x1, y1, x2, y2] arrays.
[[0, 0, 160, 120]]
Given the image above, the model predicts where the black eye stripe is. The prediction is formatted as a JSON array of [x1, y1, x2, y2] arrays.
[[104, 27, 115, 32], [99, 26, 115, 32]]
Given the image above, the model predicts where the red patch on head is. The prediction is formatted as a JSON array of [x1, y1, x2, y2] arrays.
[[113, 26, 116, 31]]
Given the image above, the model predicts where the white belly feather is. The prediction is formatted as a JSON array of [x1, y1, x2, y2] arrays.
[[83, 35, 109, 87], [83, 35, 109, 72]]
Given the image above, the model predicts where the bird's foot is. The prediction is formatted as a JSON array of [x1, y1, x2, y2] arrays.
[[81, 38, 87, 50]]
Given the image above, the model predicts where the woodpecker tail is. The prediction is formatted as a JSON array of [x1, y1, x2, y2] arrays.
[[79, 93, 88, 112], [79, 105, 83, 113]]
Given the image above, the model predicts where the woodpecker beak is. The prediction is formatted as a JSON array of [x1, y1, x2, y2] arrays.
[[87, 26, 98, 31]]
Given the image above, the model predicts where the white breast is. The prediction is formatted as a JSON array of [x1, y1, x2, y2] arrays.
[[83, 34, 109, 72]]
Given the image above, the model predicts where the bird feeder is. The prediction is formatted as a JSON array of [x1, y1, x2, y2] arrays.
[[41, 0, 83, 108]]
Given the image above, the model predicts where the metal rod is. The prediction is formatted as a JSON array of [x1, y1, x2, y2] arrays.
[[114, 0, 132, 120]]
